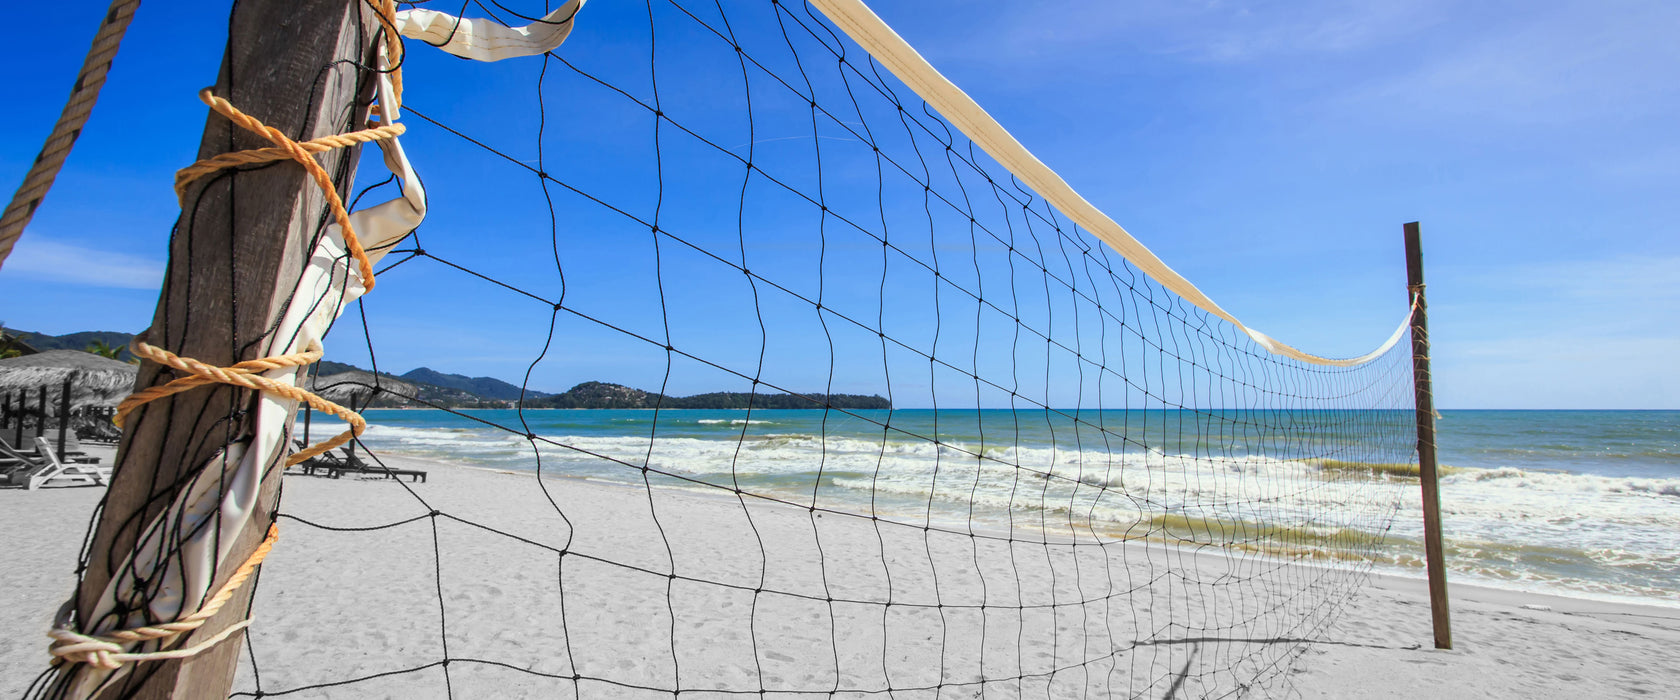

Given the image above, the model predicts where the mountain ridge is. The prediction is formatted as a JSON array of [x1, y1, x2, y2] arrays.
[[4, 330, 887, 409], [4, 329, 137, 360], [400, 367, 548, 401]]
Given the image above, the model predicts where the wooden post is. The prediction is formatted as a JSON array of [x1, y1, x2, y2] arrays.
[[1405, 221, 1452, 650], [37, 385, 47, 443], [55, 1, 380, 697], [57, 373, 74, 460]]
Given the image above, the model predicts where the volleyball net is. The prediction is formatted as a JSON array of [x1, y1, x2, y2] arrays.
[[32, 1, 1422, 698]]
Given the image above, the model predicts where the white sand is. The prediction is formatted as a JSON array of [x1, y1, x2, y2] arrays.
[[3, 453, 1676, 698]]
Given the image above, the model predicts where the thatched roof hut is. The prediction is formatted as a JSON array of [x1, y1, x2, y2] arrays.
[[309, 370, 418, 407], [0, 350, 138, 412]]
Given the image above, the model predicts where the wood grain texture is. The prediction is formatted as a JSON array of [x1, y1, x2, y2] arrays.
[[61, 1, 380, 697]]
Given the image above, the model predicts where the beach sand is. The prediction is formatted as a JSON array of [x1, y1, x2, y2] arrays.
[[3, 453, 1676, 698]]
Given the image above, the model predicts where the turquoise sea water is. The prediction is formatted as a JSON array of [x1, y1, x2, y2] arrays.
[[304, 408, 1679, 607]]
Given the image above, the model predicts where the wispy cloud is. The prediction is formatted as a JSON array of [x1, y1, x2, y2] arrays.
[[922, 0, 1442, 66], [1330, 1, 1680, 127], [1432, 255, 1680, 408], [1444, 255, 1680, 328], [1440, 336, 1679, 409], [3, 237, 164, 290], [925, 0, 1679, 131], [1147, 0, 1442, 63]]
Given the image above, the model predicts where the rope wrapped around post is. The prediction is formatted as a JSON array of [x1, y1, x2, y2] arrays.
[[115, 336, 367, 466], [47, 0, 408, 673], [47, 525, 280, 669]]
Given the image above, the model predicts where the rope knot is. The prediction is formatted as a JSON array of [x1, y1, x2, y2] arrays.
[[48, 630, 131, 670], [45, 525, 278, 670]]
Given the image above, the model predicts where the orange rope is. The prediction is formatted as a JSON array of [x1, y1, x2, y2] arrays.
[[115, 336, 367, 467], [49, 524, 281, 669], [0, 0, 141, 270], [120, 0, 406, 466], [172, 120, 405, 206], [368, 0, 405, 112], [176, 88, 388, 292]]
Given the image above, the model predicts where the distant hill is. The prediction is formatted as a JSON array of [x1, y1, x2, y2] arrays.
[[401, 367, 549, 401], [4, 330, 884, 410], [533, 381, 890, 410], [314, 361, 503, 408], [7, 329, 136, 360]]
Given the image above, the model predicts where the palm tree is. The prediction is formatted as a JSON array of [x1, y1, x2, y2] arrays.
[[86, 339, 123, 360], [0, 323, 23, 360]]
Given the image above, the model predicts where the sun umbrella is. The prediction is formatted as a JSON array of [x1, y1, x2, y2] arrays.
[[309, 369, 418, 407], [0, 349, 137, 413]]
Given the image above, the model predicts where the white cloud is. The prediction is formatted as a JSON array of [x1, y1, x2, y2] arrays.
[[2, 237, 164, 290]]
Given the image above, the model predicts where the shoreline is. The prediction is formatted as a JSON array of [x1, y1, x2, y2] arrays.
[[374, 442, 1680, 610], [432, 452, 1680, 610]]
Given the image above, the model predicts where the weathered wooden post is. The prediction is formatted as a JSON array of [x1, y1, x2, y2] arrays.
[[1405, 221, 1452, 650], [37, 384, 47, 443], [50, 1, 381, 697], [57, 373, 74, 460]]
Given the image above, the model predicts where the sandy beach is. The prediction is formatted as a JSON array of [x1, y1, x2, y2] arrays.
[[3, 452, 1676, 698]]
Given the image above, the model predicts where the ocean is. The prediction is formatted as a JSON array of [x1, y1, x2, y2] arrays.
[[301, 408, 1679, 608]]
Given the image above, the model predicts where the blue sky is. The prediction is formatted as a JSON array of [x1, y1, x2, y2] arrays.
[[2, 0, 1675, 409]]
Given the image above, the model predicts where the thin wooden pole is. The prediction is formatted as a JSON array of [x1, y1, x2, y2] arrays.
[[56, 1, 380, 697], [57, 373, 74, 460], [1405, 221, 1452, 650]]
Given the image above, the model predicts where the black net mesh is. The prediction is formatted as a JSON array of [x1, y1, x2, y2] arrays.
[[44, 1, 1420, 698]]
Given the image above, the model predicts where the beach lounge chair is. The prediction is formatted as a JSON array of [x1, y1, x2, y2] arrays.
[[290, 439, 338, 477], [335, 447, 427, 483], [287, 441, 426, 483], [0, 437, 40, 476], [4, 437, 111, 489], [56, 432, 105, 465], [5, 428, 101, 466]]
